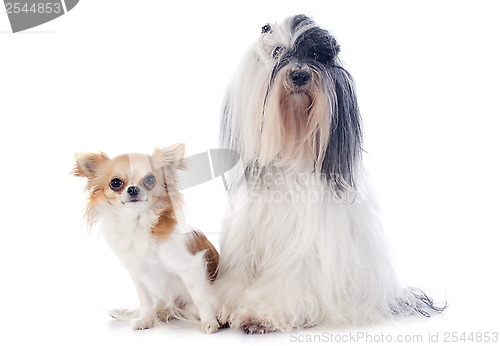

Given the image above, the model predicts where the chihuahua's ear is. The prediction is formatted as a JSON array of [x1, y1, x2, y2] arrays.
[[152, 143, 186, 170], [74, 152, 109, 179]]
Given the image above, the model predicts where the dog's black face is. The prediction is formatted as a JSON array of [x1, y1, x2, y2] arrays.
[[267, 15, 363, 197], [269, 20, 335, 88]]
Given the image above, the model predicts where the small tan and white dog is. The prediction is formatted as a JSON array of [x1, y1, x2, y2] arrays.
[[74, 143, 219, 333]]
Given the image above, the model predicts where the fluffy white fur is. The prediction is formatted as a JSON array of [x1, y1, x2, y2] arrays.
[[217, 170, 403, 331], [99, 208, 218, 333]]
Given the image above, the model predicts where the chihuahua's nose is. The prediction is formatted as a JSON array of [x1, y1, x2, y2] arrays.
[[127, 186, 140, 196]]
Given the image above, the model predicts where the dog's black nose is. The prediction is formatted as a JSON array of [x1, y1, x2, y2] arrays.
[[290, 70, 311, 87], [127, 186, 140, 196]]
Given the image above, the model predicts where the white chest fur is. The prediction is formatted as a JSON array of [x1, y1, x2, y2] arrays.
[[99, 207, 160, 264]]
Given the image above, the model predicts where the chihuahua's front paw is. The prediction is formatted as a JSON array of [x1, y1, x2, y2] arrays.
[[201, 317, 219, 334], [133, 317, 154, 330]]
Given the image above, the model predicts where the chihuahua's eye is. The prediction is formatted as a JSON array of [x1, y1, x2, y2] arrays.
[[143, 175, 156, 190], [109, 178, 123, 191]]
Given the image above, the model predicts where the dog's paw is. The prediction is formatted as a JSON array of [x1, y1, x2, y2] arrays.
[[218, 320, 231, 329], [217, 304, 233, 327], [201, 318, 219, 334], [132, 318, 154, 330], [240, 319, 275, 334], [156, 309, 172, 323]]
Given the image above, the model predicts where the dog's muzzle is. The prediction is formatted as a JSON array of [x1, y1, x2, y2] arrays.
[[290, 70, 311, 87]]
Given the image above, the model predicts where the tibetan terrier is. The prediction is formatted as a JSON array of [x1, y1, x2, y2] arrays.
[[216, 14, 444, 334]]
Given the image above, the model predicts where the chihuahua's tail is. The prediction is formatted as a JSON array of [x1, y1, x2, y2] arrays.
[[108, 308, 139, 321], [107, 305, 201, 325]]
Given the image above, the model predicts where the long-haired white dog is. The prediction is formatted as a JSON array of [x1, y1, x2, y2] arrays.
[[216, 15, 444, 333]]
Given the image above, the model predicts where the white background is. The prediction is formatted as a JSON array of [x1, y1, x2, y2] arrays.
[[1, 1, 499, 345]]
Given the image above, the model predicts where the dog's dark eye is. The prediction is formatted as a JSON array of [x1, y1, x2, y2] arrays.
[[272, 46, 284, 59], [261, 23, 272, 34], [143, 175, 156, 190], [109, 178, 123, 191]]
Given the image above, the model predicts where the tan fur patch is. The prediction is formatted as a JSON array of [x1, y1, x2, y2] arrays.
[[151, 208, 178, 239], [187, 230, 219, 281], [259, 67, 330, 170]]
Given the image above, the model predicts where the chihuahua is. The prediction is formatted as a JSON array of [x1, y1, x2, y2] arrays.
[[74, 144, 219, 333]]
